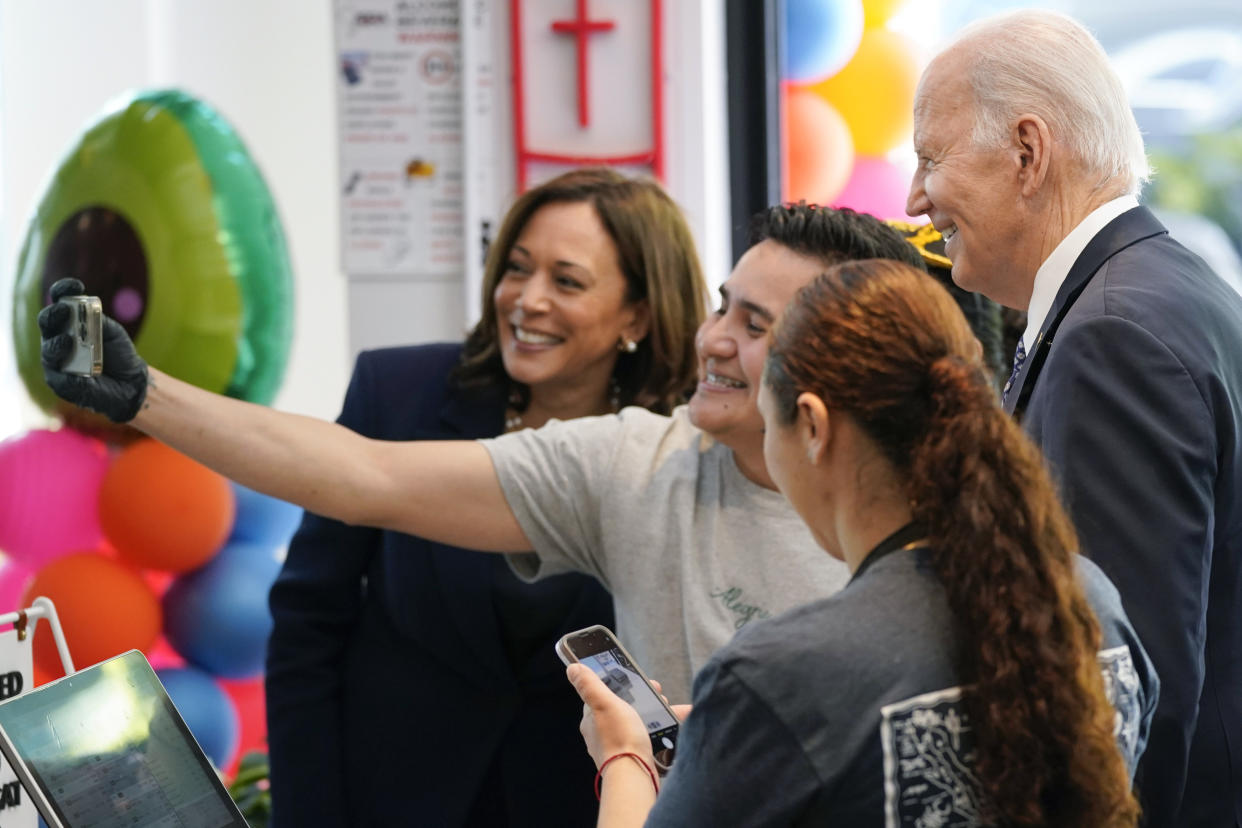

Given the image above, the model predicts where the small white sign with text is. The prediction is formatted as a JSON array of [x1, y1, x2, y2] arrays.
[[0, 627, 35, 827]]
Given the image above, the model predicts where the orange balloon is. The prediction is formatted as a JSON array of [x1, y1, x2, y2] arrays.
[[784, 88, 854, 205], [23, 553, 161, 678], [811, 27, 921, 156], [99, 439, 235, 572], [32, 661, 56, 688]]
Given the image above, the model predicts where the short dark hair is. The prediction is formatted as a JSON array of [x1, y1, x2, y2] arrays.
[[748, 203, 927, 273]]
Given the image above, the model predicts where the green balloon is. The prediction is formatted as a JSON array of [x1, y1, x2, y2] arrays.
[[12, 89, 293, 420]]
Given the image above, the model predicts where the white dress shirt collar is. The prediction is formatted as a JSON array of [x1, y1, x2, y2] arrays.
[[1022, 194, 1140, 351]]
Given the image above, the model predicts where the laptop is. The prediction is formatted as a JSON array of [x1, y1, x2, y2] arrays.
[[0, 650, 247, 827]]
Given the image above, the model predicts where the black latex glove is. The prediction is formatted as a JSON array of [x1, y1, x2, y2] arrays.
[[38, 278, 149, 423]]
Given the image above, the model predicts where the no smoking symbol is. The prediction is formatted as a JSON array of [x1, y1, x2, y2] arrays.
[[421, 49, 455, 84]]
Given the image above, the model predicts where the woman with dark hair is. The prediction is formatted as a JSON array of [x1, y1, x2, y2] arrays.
[[454, 167, 706, 418], [264, 167, 708, 827], [571, 259, 1157, 826]]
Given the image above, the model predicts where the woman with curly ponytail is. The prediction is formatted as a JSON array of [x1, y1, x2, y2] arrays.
[[570, 259, 1158, 827]]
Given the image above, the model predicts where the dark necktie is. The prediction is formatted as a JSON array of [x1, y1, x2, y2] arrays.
[[1002, 338, 1028, 403]]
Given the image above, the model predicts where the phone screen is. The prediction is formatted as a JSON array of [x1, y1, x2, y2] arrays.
[[562, 627, 678, 761]]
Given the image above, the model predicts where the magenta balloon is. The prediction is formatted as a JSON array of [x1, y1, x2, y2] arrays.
[[832, 155, 914, 221], [0, 429, 109, 567]]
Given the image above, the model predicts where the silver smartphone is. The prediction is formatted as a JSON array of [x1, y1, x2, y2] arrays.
[[556, 624, 679, 770], [57, 294, 103, 376]]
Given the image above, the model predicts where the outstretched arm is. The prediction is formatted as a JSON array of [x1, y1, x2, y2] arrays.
[[39, 279, 530, 552], [134, 367, 527, 548]]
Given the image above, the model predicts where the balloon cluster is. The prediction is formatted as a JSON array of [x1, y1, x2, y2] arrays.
[[2, 88, 297, 781], [782, 0, 923, 219], [0, 429, 302, 777]]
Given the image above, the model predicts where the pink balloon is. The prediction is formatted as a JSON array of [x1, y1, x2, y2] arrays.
[[0, 556, 33, 614], [146, 634, 186, 672], [832, 155, 915, 221], [784, 88, 855, 205], [0, 428, 110, 567]]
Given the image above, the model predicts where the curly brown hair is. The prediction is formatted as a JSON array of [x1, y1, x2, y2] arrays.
[[453, 167, 707, 414], [765, 259, 1139, 827]]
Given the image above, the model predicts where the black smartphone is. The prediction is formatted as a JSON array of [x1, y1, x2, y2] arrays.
[[556, 624, 679, 770]]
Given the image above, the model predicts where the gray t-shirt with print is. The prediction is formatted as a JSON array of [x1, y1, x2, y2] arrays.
[[481, 405, 850, 702]]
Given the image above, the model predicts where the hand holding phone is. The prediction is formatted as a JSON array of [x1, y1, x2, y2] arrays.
[[37, 278, 149, 423], [558, 625, 679, 770]]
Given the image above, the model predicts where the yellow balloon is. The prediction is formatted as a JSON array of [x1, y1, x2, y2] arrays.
[[811, 28, 921, 156], [863, 0, 908, 28]]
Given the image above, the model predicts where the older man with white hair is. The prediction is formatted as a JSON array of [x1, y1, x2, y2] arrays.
[[907, 10, 1242, 826]]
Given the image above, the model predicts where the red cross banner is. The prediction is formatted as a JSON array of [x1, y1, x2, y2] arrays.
[[510, 0, 664, 190]]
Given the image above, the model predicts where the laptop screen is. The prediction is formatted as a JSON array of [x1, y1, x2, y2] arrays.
[[0, 650, 246, 828]]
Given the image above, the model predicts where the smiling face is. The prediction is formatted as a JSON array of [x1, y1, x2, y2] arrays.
[[688, 240, 824, 463], [906, 52, 1032, 308], [493, 201, 648, 402]]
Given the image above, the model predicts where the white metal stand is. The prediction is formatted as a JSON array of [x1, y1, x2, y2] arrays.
[[0, 596, 74, 676]]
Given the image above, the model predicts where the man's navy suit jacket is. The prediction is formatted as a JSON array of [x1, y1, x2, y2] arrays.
[[1005, 207, 1242, 826], [265, 343, 613, 827]]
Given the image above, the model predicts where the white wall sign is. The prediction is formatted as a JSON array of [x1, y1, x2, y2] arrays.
[[0, 628, 36, 828], [335, 0, 465, 278]]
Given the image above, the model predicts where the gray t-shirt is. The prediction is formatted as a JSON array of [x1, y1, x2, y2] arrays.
[[647, 544, 1159, 827], [482, 406, 850, 701]]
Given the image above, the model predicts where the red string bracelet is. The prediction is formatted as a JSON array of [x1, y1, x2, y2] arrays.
[[595, 752, 660, 801]]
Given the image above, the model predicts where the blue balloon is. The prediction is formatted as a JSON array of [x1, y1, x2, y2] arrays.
[[163, 539, 283, 678], [229, 481, 303, 545], [155, 665, 239, 770], [783, 0, 864, 84]]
